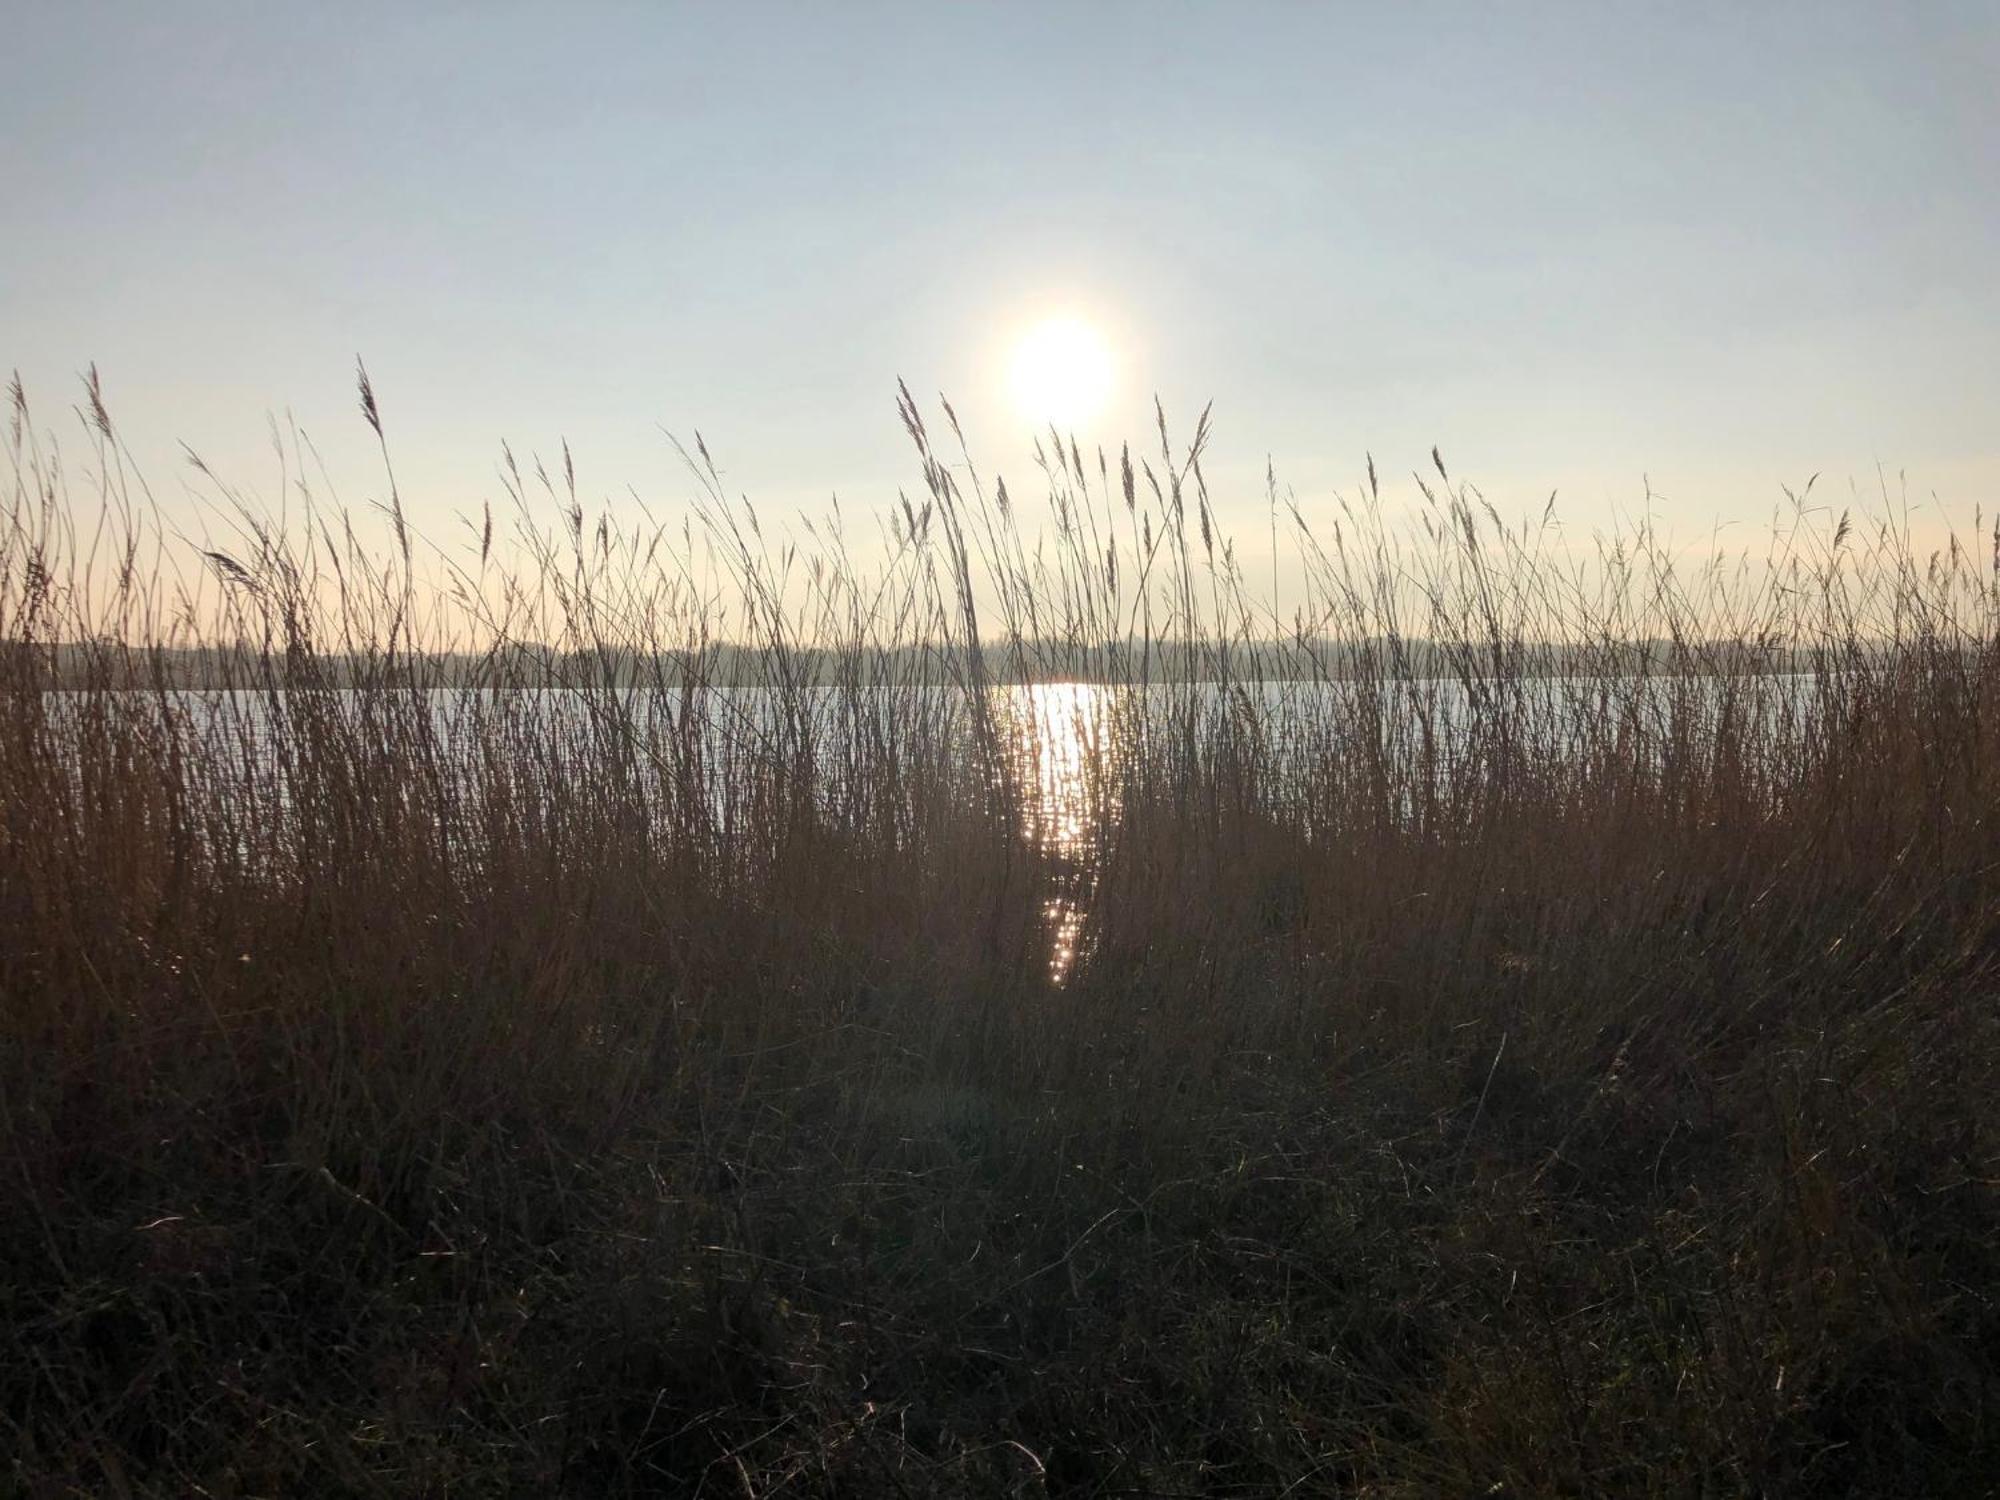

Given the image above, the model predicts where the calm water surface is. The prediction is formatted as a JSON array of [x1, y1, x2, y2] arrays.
[[51, 675, 1822, 985]]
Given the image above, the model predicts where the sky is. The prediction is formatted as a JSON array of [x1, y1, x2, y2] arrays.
[[5, 1, 1997, 606]]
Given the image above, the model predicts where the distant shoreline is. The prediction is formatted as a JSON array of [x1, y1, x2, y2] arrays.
[[15, 638, 1848, 690]]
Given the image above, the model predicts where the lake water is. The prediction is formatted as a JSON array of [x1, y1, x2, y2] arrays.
[[39, 672, 1827, 984]]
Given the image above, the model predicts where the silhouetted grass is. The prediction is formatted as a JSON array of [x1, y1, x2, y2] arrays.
[[2, 369, 1996, 1495]]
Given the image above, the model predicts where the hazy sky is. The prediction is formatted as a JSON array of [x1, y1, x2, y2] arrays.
[[5, 1, 1996, 589]]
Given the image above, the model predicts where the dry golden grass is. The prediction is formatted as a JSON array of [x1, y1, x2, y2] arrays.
[[2, 369, 1997, 1495]]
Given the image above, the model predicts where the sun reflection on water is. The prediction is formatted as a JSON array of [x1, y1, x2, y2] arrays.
[[996, 682, 1124, 985]]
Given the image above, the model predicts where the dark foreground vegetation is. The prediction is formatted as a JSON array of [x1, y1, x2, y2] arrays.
[[4, 374, 1998, 1495]]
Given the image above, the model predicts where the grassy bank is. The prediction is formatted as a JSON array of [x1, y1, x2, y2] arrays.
[[3, 374, 1997, 1495]]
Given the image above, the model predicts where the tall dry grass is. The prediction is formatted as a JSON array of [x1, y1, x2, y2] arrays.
[[2, 368, 1997, 1495]]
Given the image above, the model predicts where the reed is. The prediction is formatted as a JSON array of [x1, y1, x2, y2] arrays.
[[3, 370, 1995, 1495]]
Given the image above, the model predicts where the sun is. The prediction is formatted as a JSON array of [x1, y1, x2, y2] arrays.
[[1009, 316, 1113, 429]]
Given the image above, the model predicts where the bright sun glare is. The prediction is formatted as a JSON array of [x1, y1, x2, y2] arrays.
[[1009, 316, 1113, 429]]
